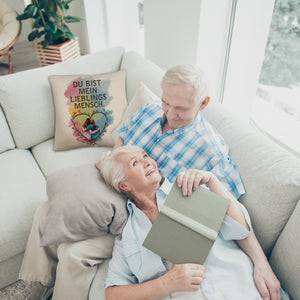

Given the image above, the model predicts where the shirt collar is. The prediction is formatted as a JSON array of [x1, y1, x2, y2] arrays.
[[159, 112, 202, 135], [126, 178, 173, 213]]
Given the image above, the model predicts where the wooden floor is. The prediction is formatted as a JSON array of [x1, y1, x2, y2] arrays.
[[0, 41, 40, 76]]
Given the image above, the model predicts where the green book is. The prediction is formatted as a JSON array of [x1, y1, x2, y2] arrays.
[[143, 184, 230, 264]]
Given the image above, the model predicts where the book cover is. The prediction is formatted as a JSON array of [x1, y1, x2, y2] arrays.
[[143, 184, 230, 264]]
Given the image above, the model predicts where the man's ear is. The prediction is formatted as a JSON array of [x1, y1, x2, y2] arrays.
[[118, 182, 131, 193], [199, 96, 210, 111]]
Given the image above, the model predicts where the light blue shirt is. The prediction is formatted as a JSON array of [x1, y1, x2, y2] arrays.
[[118, 101, 245, 199], [105, 180, 267, 300]]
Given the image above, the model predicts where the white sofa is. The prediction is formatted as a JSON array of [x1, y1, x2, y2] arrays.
[[0, 47, 299, 300]]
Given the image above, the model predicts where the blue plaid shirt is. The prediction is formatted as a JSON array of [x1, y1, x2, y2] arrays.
[[118, 101, 245, 199]]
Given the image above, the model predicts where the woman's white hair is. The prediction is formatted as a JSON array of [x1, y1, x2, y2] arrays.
[[100, 145, 144, 193], [161, 64, 209, 105]]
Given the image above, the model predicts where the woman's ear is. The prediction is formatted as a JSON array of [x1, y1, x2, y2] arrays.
[[118, 182, 131, 193]]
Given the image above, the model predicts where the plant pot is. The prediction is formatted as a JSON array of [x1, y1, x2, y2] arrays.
[[34, 37, 80, 67]]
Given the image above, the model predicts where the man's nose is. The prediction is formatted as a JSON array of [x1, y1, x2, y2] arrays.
[[166, 107, 176, 117]]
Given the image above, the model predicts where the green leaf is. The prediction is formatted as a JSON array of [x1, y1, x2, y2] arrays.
[[59, 24, 69, 33], [38, 0, 47, 9], [64, 0, 73, 5], [49, 11, 61, 23], [37, 30, 46, 38], [16, 12, 29, 21], [24, 4, 33, 13], [53, 0, 64, 10], [65, 31, 75, 40], [45, 21, 57, 33], [28, 5, 38, 18], [28, 30, 39, 41], [32, 17, 43, 28], [44, 32, 53, 42], [45, 0, 58, 14], [64, 16, 82, 23], [42, 40, 50, 48]]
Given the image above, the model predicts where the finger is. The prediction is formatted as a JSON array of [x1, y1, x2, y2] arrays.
[[186, 263, 205, 272], [180, 173, 189, 196], [268, 283, 281, 300], [187, 173, 198, 196], [193, 173, 203, 191], [255, 279, 270, 300], [177, 172, 185, 188]]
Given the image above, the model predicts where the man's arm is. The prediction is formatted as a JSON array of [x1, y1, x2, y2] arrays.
[[176, 169, 281, 300], [236, 233, 281, 300]]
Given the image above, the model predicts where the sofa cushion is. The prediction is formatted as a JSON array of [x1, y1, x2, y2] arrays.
[[31, 138, 110, 177], [0, 105, 14, 153], [120, 51, 164, 105], [269, 201, 300, 300], [0, 149, 47, 263], [89, 258, 111, 300], [41, 164, 127, 246], [0, 47, 125, 150], [112, 81, 160, 141], [49, 70, 127, 151], [202, 101, 300, 255]]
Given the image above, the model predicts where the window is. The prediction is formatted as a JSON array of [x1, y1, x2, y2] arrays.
[[250, 0, 300, 156]]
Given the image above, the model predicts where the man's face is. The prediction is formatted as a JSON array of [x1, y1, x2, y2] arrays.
[[117, 150, 162, 193], [161, 83, 201, 129]]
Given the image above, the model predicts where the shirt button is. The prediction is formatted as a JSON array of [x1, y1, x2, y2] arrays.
[[157, 138, 160, 142]]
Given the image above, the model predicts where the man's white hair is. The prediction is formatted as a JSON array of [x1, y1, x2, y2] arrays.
[[161, 64, 209, 105], [100, 145, 144, 193]]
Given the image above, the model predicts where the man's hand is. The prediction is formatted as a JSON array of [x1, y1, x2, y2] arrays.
[[161, 264, 205, 294], [95, 151, 112, 170], [176, 169, 213, 196], [254, 263, 281, 300]]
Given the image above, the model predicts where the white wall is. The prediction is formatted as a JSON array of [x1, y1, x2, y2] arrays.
[[143, 0, 202, 71], [106, 0, 140, 51], [81, 0, 108, 54], [143, 0, 233, 103]]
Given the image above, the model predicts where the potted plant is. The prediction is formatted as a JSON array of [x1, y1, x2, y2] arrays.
[[17, 0, 82, 66]]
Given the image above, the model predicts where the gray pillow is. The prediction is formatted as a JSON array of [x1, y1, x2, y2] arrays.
[[41, 164, 128, 246]]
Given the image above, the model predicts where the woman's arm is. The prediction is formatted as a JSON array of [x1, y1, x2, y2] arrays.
[[106, 264, 205, 300]]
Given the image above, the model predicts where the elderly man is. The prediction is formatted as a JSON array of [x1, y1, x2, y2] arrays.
[[20, 65, 280, 300], [100, 145, 287, 300]]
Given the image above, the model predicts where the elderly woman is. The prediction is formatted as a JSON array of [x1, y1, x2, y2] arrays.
[[100, 145, 287, 300]]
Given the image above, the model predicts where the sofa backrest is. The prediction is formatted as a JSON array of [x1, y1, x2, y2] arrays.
[[202, 101, 300, 255], [0, 47, 125, 150], [121, 51, 164, 103], [0, 105, 15, 153]]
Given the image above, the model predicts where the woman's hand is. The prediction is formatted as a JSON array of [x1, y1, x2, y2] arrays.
[[161, 264, 205, 294], [254, 262, 281, 300], [176, 169, 214, 196]]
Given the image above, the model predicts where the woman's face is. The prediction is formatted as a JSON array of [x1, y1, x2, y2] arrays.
[[117, 150, 161, 193]]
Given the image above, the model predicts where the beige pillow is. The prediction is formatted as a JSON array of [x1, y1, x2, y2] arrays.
[[49, 70, 127, 151], [112, 81, 160, 141], [41, 164, 128, 246]]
